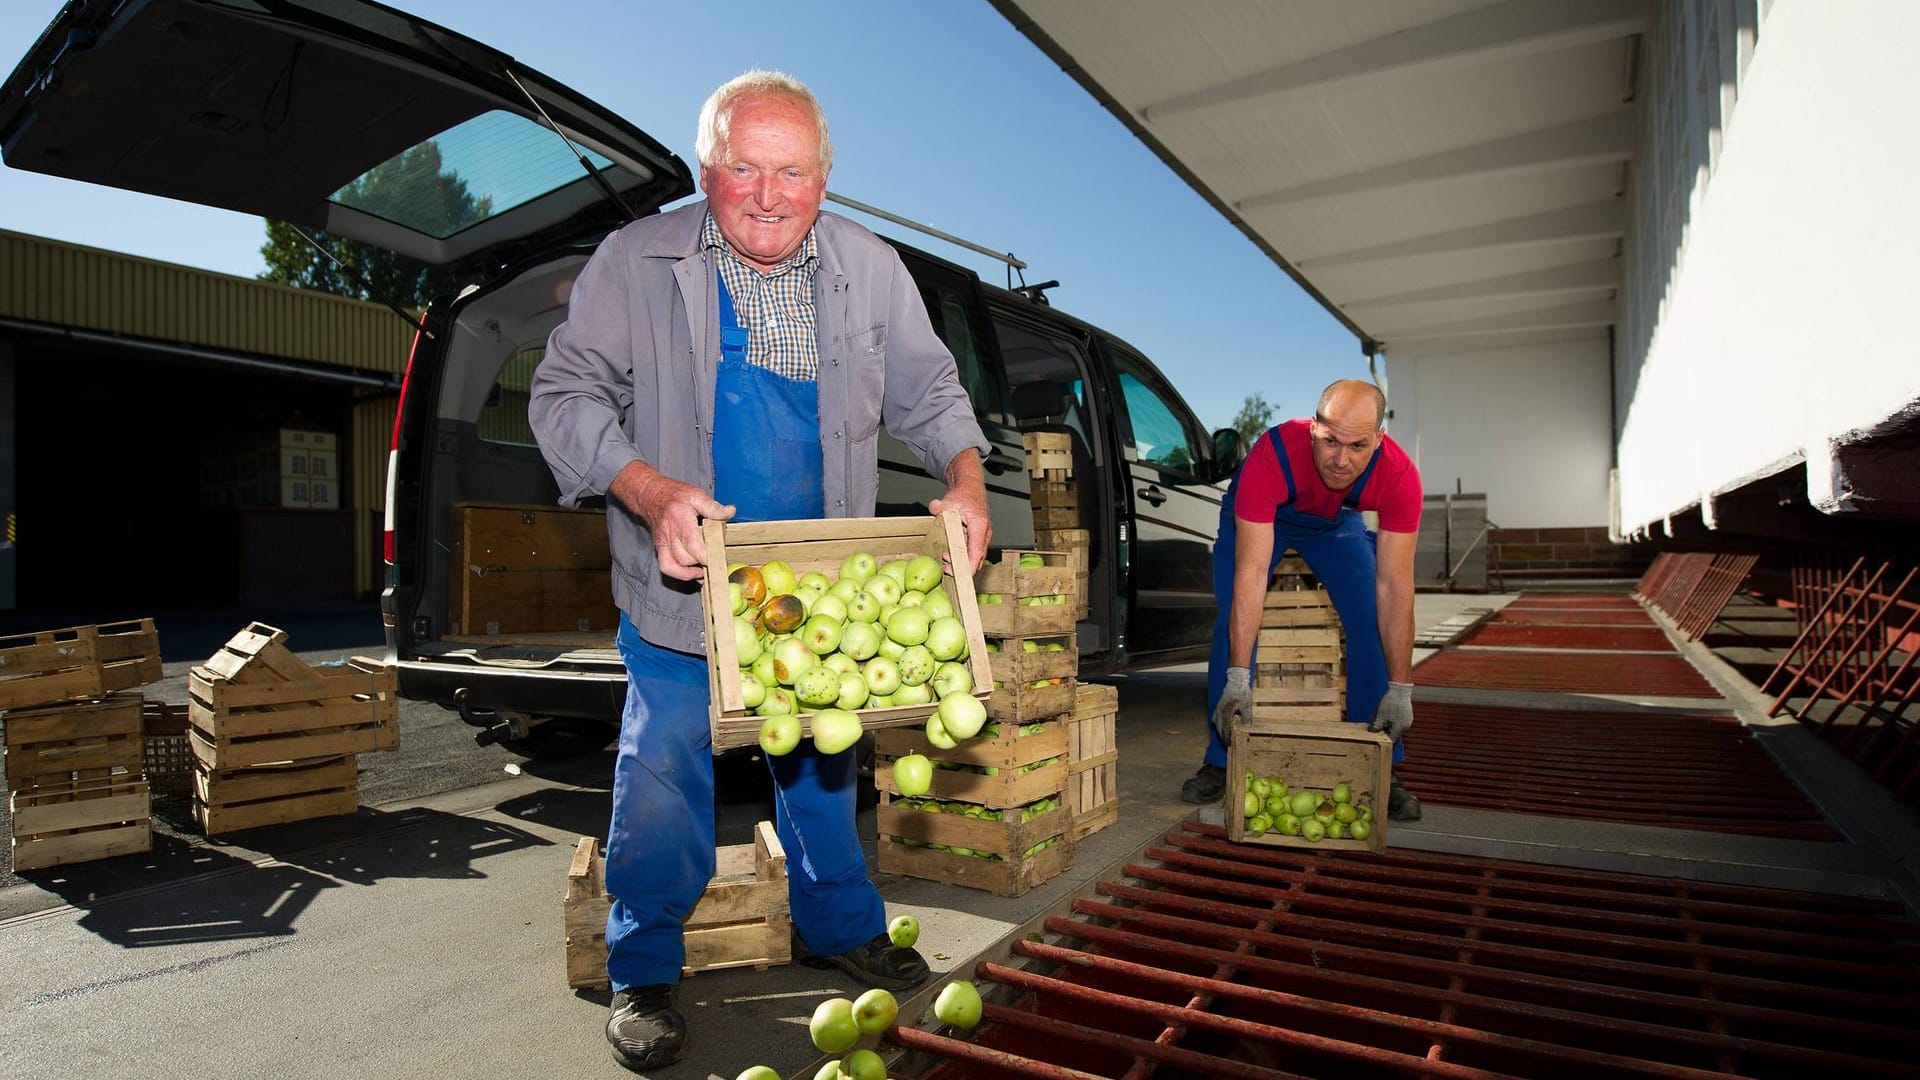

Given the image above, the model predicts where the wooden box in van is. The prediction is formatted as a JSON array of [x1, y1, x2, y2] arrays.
[[448, 502, 617, 639]]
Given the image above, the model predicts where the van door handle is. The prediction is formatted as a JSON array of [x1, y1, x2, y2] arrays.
[[1137, 485, 1167, 507], [983, 448, 1021, 475]]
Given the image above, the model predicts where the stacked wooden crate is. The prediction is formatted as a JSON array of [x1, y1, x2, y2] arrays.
[[1066, 682, 1119, 841], [1229, 553, 1393, 852], [1, 619, 162, 870], [186, 623, 398, 835], [1023, 431, 1089, 621], [564, 821, 792, 990], [873, 549, 1079, 897]]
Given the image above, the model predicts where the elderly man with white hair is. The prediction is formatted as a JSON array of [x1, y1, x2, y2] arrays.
[[531, 69, 992, 1071]]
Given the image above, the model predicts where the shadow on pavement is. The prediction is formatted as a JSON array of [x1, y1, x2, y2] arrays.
[[25, 844, 341, 949], [247, 805, 555, 887]]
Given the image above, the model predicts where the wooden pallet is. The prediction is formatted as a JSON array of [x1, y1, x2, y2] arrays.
[[10, 773, 151, 871], [2, 691, 145, 789], [1067, 683, 1120, 841], [187, 656, 398, 769], [0, 619, 161, 711], [974, 550, 1078, 637], [564, 822, 792, 990], [1022, 432, 1072, 480], [699, 513, 992, 752], [874, 720, 1069, 809], [1227, 720, 1390, 853], [192, 755, 360, 835]]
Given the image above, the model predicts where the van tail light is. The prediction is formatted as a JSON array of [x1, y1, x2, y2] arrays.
[[384, 329, 422, 565]]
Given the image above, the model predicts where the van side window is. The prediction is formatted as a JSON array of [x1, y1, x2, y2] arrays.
[[479, 346, 543, 446], [916, 278, 1004, 422], [991, 313, 1097, 457], [1109, 347, 1204, 476]]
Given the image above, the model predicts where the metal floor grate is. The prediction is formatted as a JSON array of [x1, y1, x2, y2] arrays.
[[1396, 702, 1835, 839], [1510, 593, 1646, 608], [1415, 650, 1722, 698], [1495, 609, 1659, 627], [889, 822, 1920, 1079], [1460, 623, 1677, 651]]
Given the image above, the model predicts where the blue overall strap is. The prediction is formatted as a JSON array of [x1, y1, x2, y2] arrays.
[[1343, 443, 1384, 508], [716, 270, 749, 364], [1269, 426, 1300, 506]]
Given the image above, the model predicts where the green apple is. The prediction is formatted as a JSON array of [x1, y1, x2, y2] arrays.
[[836, 671, 871, 711], [896, 645, 936, 687], [932, 980, 983, 1030], [847, 590, 883, 623], [761, 560, 799, 598], [904, 554, 943, 592], [1021, 639, 1039, 654], [801, 613, 844, 655], [936, 692, 988, 740], [822, 652, 858, 676], [1288, 790, 1317, 818], [1333, 779, 1352, 804], [840, 551, 879, 586], [925, 616, 968, 661], [929, 661, 973, 699], [841, 1049, 887, 1080], [891, 682, 933, 707], [1326, 819, 1349, 840], [924, 713, 957, 749], [794, 583, 825, 611], [1350, 818, 1373, 841], [851, 987, 900, 1036], [737, 1068, 781, 1080], [887, 914, 920, 949], [739, 671, 767, 709], [756, 687, 795, 717], [750, 649, 779, 689], [884, 606, 929, 646], [810, 593, 849, 624], [812, 1062, 839, 1080], [893, 753, 933, 796], [730, 564, 767, 607], [809, 996, 860, 1053], [867, 693, 894, 708], [1243, 791, 1261, 817], [922, 587, 955, 620], [829, 577, 863, 604], [866, 574, 903, 606], [771, 637, 817, 685], [863, 656, 902, 696], [897, 589, 926, 609], [1301, 817, 1327, 842], [877, 636, 907, 661], [1277, 813, 1302, 836], [811, 708, 865, 755], [838, 620, 882, 661], [795, 665, 842, 708], [734, 617, 764, 665], [797, 570, 832, 594], [758, 713, 801, 756], [879, 559, 911, 587], [729, 581, 748, 616], [1244, 813, 1271, 837]]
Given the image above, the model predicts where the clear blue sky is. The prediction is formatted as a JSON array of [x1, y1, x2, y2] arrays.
[[0, 0, 1362, 434]]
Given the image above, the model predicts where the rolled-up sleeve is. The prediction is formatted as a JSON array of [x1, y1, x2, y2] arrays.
[[528, 232, 642, 507], [877, 253, 991, 478]]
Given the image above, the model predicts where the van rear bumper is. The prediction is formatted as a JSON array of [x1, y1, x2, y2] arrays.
[[395, 660, 627, 727]]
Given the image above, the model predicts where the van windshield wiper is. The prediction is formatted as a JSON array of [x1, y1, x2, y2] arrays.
[[499, 64, 637, 225]]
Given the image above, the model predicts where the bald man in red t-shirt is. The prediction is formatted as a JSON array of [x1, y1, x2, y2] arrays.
[[1181, 379, 1424, 820]]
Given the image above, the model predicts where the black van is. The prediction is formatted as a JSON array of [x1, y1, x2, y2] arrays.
[[1, 0, 1239, 751]]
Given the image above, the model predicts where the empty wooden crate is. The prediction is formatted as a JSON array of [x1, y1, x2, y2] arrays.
[[0, 618, 161, 712], [10, 773, 151, 871], [1067, 683, 1119, 841]]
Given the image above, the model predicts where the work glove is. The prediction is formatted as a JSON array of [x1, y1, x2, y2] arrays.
[[1368, 682, 1414, 742], [1213, 666, 1252, 741]]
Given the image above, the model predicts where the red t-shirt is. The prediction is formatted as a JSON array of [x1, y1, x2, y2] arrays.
[[1234, 419, 1422, 533]]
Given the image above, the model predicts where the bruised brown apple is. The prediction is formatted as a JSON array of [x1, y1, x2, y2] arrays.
[[761, 593, 806, 634], [730, 565, 767, 607]]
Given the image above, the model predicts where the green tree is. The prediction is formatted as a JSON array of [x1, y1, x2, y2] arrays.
[[1231, 392, 1274, 444], [258, 141, 490, 308]]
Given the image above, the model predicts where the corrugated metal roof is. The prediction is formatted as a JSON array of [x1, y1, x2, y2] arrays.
[[0, 228, 414, 376]]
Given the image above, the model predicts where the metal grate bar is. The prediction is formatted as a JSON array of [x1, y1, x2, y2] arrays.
[[1414, 650, 1722, 698], [1492, 609, 1659, 626], [1459, 623, 1676, 650]]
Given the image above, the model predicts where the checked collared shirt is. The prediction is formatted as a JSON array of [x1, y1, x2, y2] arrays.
[[702, 212, 822, 381]]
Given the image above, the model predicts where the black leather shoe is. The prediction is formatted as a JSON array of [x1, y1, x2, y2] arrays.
[[803, 932, 930, 990], [1388, 773, 1423, 822], [1180, 763, 1226, 804], [607, 984, 686, 1072]]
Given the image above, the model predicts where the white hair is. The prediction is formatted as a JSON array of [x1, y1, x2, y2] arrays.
[[695, 70, 833, 174]]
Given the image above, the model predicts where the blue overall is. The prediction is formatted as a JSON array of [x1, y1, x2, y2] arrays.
[[603, 272, 885, 990], [1202, 426, 1403, 769]]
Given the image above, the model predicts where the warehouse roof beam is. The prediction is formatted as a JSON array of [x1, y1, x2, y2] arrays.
[[1373, 298, 1617, 343], [1341, 258, 1618, 311], [1141, 0, 1651, 122], [1299, 199, 1626, 269]]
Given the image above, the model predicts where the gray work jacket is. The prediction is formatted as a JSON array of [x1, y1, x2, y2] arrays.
[[528, 201, 991, 655]]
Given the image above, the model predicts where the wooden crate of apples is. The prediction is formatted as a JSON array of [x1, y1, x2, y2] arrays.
[[1227, 720, 1391, 853], [700, 514, 993, 756]]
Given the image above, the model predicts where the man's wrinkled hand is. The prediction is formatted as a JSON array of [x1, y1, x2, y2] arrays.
[[1368, 681, 1414, 741], [1214, 666, 1252, 742], [625, 469, 734, 582], [929, 485, 992, 572]]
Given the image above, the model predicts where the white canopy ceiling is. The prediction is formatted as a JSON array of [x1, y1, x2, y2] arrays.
[[993, 0, 1649, 355]]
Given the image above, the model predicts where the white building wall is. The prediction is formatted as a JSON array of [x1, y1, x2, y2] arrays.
[[1616, 0, 1920, 534], [1387, 332, 1613, 529]]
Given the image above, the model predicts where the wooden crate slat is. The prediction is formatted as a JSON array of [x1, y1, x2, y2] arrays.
[[194, 787, 359, 835], [985, 676, 1076, 722], [11, 789, 149, 834], [876, 802, 1069, 856], [4, 691, 144, 745], [986, 640, 1078, 684], [875, 754, 1067, 809], [12, 820, 151, 871], [873, 718, 1069, 770], [682, 919, 793, 974], [188, 723, 395, 770], [876, 833, 1072, 898], [194, 756, 358, 807]]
